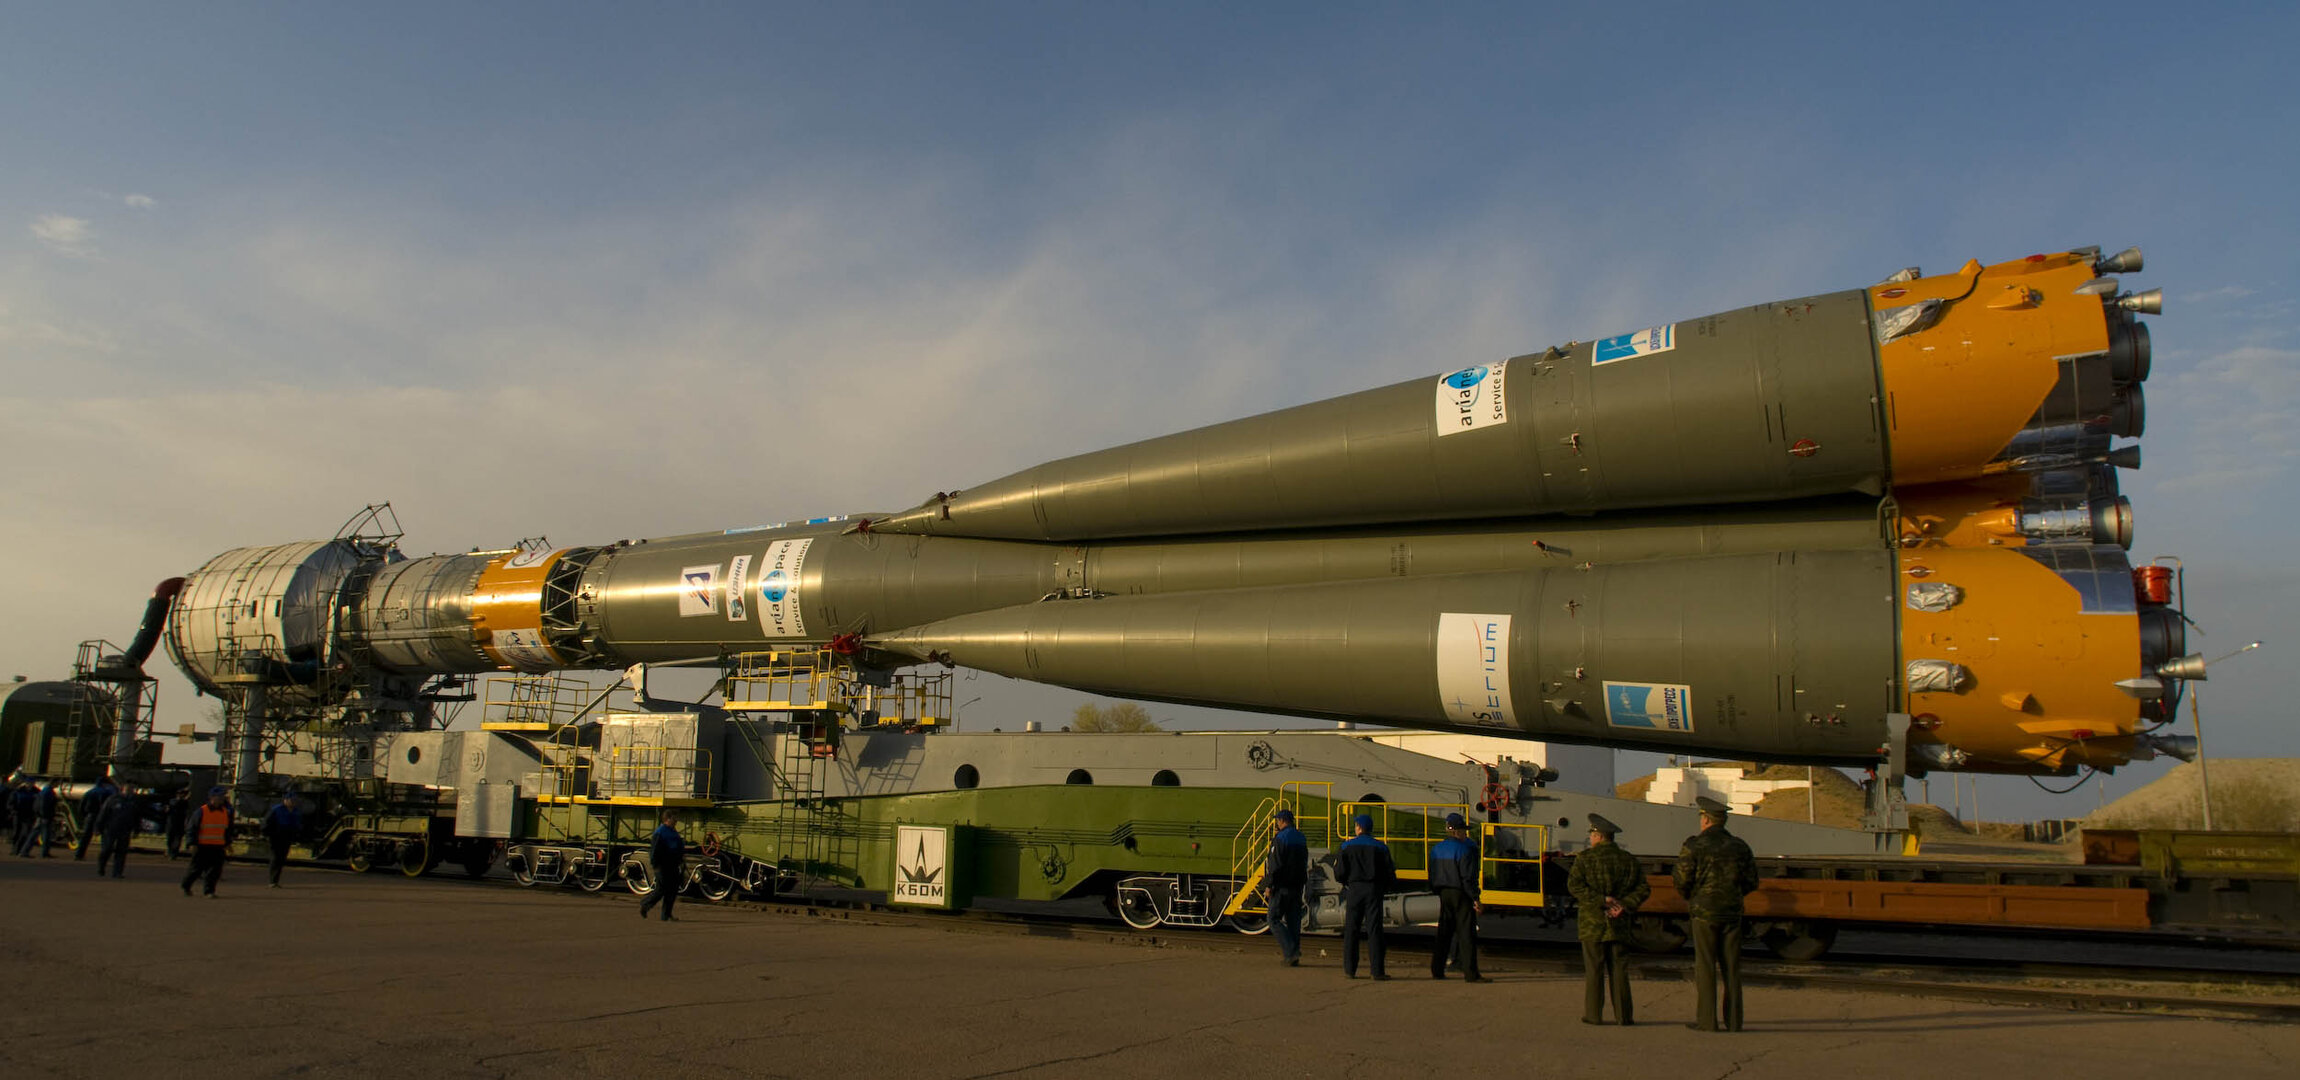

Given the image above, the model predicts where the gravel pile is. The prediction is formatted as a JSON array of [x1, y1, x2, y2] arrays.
[[2082, 758, 2300, 832]]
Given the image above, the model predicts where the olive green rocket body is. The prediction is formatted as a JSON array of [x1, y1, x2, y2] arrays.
[[164, 247, 2182, 777]]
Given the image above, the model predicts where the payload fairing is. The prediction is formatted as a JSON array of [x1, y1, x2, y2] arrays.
[[163, 246, 2184, 777]]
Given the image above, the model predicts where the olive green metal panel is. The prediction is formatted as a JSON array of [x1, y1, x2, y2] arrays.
[[870, 291, 1883, 541], [1083, 499, 1885, 596], [557, 500, 1884, 664], [641, 785, 1279, 902], [576, 526, 1061, 661], [875, 550, 1899, 764]]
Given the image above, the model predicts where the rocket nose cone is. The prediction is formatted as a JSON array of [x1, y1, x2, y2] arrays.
[[865, 627, 941, 662]]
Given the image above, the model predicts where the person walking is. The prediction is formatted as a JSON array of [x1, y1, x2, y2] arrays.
[[73, 776, 117, 860], [636, 809, 685, 922], [1673, 796, 1760, 1032], [8, 782, 36, 856], [35, 780, 62, 857], [164, 788, 191, 860], [261, 793, 303, 888], [1335, 813, 1395, 980], [1426, 813, 1486, 982], [1568, 813, 1649, 1025], [93, 783, 142, 879], [180, 787, 234, 898], [1264, 807, 1309, 967]]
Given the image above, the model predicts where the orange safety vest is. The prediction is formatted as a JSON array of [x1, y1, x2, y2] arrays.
[[195, 805, 231, 847]]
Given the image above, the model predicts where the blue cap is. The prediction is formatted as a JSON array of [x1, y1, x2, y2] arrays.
[[1444, 812, 1468, 830], [1353, 813, 1374, 831], [207, 786, 226, 797], [1273, 808, 1294, 822]]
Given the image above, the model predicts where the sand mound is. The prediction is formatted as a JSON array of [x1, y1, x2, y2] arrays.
[[2083, 759, 2300, 832]]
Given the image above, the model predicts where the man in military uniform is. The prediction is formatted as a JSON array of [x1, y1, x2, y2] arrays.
[[1425, 813, 1487, 982], [1567, 813, 1648, 1024], [1334, 813, 1396, 980], [1264, 808, 1309, 966], [1673, 796, 1760, 1031]]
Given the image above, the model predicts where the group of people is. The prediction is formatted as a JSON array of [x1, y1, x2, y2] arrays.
[[1261, 795, 1760, 1032], [5, 776, 306, 896]]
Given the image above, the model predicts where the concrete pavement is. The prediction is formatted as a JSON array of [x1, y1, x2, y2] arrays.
[[1, 854, 2293, 1079]]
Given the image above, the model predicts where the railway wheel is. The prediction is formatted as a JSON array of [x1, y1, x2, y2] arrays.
[[1759, 921, 1838, 962], [1114, 889, 1164, 930], [575, 857, 613, 892], [398, 835, 434, 878], [346, 846, 375, 874], [696, 871, 736, 902], [460, 843, 495, 879], [1627, 915, 1688, 954], [622, 858, 654, 896], [508, 850, 536, 887], [1225, 911, 1270, 936]]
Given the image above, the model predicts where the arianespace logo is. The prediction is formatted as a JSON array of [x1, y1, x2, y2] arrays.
[[1434, 360, 1508, 436], [757, 538, 811, 637], [1603, 680, 1696, 732], [892, 825, 948, 906]]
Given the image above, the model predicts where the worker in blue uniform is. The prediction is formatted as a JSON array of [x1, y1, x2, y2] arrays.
[[1427, 812, 1487, 981], [35, 781, 61, 856], [92, 783, 141, 879], [73, 776, 117, 860], [8, 782, 36, 855], [637, 809, 686, 922], [1335, 812, 1396, 980], [261, 793, 303, 888], [1265, 807, 1310, 966]]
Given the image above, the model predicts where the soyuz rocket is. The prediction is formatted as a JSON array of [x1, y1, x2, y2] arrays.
[[162, 245, 2191, 777]]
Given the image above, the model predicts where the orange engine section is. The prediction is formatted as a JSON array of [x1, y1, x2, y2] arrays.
[[1875, 253, 2118, 486], [469, 547, 567, 671]]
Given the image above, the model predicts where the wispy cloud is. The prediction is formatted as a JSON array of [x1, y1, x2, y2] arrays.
[[123, 193, 155, 210], [29, 213, 97, 258], [2148, 344, 2300, 490]]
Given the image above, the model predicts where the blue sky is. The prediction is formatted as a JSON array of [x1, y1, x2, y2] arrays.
[[4, 3, 2293, 818]]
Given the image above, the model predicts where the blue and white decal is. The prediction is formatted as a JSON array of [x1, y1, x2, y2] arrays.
[[1602, 680, 1695, 732], [1593, 324, 1676, 365], [725, 554, 752, 623], [1433, 359, 1509, 436], [677, 564, 720, 618], [490, 627, 559, 672], [757, 538, 812, 637], [1435, 613, 1516, 730]]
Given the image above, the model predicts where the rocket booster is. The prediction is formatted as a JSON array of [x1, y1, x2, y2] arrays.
[[163, 246, 2179, 776]]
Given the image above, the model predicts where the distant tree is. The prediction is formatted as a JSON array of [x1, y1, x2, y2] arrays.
[[1069, 702, 1163, 733]]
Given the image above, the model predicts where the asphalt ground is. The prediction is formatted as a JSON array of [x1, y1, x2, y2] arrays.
[[2, 853, 2296, 1079]]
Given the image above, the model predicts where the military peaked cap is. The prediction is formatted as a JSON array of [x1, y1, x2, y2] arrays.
[[1694, 795, 1731, 815], [1586, 813, 1619, 836]]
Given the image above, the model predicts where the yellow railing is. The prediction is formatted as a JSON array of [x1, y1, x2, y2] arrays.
[[1338, 801, 1470, 882], [1223, 781, 1333, 917], [482, 673, 593, 730], [724, 649, 956, 728], [1478, 822, 1550, 908]]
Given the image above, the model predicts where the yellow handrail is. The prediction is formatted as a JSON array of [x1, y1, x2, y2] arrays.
[[1337, 801, 1471, 881], [1224, 781, 1333, 916]]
